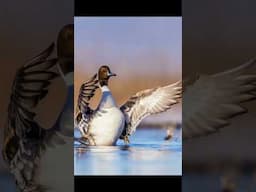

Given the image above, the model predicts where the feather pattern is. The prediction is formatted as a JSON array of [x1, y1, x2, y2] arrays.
[[2, 43, 61, 192], [76, 74, 98, 115], [75, 74, 99, 135], [120, 81, 182, 139], [4, 43, 58, 140], [183, 57, 256, 139]]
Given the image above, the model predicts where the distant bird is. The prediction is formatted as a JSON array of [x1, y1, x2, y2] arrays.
[[138, 121, 181, 141], [165, 129, 174, 140], [164, 122, 181, 140], [75, 65, 182, 146], [183, 57, 256, 139], [2, 24, 74, 192]]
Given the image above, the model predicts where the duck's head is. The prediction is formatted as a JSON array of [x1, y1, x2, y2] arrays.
[[57, 24, 74, 75], [98, 65, 116, 86]]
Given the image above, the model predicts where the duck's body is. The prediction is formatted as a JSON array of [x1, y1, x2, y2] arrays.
[[76, 66, 182, 146], [89, 86, 125, 145]]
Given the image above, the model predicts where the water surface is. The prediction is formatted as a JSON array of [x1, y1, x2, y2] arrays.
[[74, 128, 182, 175], [0, 173, 16, 192]]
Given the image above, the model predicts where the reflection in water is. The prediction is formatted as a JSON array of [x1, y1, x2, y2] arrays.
[[74, 128, 182, 175]]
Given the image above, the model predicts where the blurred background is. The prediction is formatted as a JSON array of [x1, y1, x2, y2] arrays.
[[74, 17, 182, 124], [0, 0, 73, 189], [183, 0, 256, 191]]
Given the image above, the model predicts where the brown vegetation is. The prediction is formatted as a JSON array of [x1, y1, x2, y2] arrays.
[[75, 71, 180, 109]]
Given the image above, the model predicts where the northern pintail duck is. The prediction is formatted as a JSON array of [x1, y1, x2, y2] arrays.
[[2, 24, 74, 192], [75, 66, 182, 146]]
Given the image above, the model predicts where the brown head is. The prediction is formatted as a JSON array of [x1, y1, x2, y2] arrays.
[[57, 24, 74, 74], [98, 65, 116, 86]]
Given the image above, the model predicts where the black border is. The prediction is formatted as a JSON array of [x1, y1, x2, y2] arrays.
[[75, 176, 181, 191], [75, 0, 182, 16], [74, 0, 182, 191]]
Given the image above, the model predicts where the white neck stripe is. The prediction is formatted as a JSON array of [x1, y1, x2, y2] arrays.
[[101, 85, 110, 92]]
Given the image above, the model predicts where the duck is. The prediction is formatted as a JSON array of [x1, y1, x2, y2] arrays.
[[75, 65, 182, 146], [2, 24, 74, 192]]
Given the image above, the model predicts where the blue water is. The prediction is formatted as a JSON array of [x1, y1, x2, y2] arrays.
[[0, 173, 16, 192], [74, 128, 182, 175]]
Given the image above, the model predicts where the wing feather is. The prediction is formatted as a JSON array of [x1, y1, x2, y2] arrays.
[[120, 81, 182, 139], [183, 57, 256, 139], [3, 43, 58, 144], [75, 74, 99, 126]]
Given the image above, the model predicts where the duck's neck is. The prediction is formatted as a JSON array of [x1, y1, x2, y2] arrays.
[[98, 85, 117, 108], [99, 79, 108, 87], [101, 85, 111, 92]]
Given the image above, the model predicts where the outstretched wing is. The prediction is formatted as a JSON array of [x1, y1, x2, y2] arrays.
[[3, 43, 58, 161], [120, 81, 182, 139], [183, 57, 256, 139], [75, 74, 98, 126]]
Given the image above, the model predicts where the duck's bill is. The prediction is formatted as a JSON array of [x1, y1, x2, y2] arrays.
[[108, 72, 117, 77]]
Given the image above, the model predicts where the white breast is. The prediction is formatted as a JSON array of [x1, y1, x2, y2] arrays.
[[89, 107, 125, 145]]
